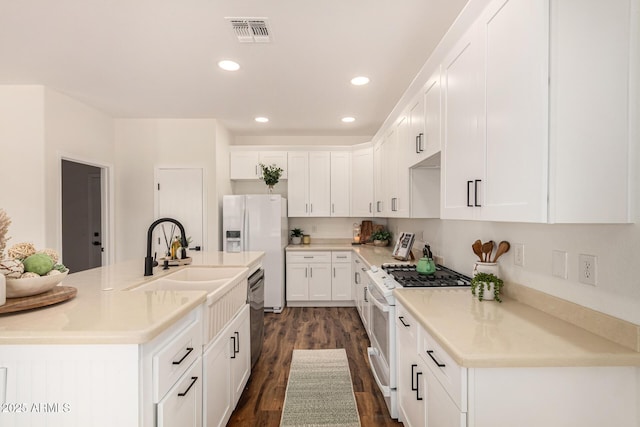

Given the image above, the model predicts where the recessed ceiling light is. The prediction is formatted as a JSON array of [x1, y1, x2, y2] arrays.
[[255, 117, 269, 123], [218, 60, 240, 71], [341, 117, 356, 123], [350, 76, 370, 86]]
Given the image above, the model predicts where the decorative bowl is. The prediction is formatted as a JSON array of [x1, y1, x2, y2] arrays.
[[6, 271, 68, 298]]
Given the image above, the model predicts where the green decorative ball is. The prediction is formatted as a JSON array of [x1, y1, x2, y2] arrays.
[[22, 253, 54, 276]]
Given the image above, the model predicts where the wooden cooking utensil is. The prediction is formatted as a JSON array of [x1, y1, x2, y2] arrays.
[[492, 241, 510, 262], [481, 240, 494, 262], [472, 240, 483, 261]]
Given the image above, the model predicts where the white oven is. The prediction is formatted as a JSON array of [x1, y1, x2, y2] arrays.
[[366, 267, 398, 419]]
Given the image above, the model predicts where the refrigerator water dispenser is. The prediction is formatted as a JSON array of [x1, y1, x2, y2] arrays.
[[226, 230, 242, 252]]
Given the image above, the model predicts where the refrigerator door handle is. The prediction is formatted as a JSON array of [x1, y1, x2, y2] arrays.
[[243, 201, 249, 251]]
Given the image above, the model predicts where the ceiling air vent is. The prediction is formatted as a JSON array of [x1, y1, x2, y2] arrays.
[[227, 18, 272, 43]]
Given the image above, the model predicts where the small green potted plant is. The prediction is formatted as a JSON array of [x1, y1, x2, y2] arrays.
[[470, 272, 504, 302], [290, 228, 304, 245], [370, 229, 391, 247], [259, 163, 284, 192]]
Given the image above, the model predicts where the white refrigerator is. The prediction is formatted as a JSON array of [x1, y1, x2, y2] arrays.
[[223, 194, 288, 312]]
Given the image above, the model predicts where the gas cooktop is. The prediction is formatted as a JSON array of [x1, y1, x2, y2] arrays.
[[382, 263, 471, 288]]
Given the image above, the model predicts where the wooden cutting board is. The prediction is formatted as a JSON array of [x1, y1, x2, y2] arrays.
[[0, 286, 77, 315]]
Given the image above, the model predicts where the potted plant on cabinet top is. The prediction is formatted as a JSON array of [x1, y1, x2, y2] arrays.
[[470, 272, 504, 302], [259, 163, 284, 193], [290, 228, 304, 245], [370, 229, 391, 247]]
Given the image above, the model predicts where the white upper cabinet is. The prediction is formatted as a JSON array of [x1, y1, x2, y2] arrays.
[[330, 151, 351, 217], [441, 24, 485, 220], [229, 150, 288, 180], [287, 151, 331, 217], [373, 140, 385, 216], [548, 0, 635, 223], [351, 146, 374, 217], [480, 0, 549, 222], [409, 70, 442, 168]]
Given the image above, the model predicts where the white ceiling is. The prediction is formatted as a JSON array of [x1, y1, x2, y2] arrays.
[[0, 0, 468, 137]]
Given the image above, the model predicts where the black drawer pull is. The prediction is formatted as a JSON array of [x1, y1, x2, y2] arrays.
[[411, 364, 418, 391], [231, 336, 237, 359], [234, 331, 240, 354], [177, 376, 198, 397], [399, 316, 410, 327], [172, 347, 194, 365], [416, 372, 423, 401], [426, 350, 446, 367]]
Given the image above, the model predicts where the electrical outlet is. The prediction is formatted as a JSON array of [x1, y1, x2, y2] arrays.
[[514, 243, 525, 266], [578, 254, 597, 286], [552, 250, 568, 279]]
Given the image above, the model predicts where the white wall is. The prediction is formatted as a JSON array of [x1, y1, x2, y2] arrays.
[[0, 86, 46, 250], [114, 119, 222, 261], [215, 123, 233, 250], [0, 86, 115, 257], [43, 88, 115, 257]]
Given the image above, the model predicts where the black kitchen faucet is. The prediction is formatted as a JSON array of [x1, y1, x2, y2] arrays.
[[144, 218, 188, 276]]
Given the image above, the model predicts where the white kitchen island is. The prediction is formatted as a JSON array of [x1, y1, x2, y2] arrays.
[[0, 251, 264, 427]]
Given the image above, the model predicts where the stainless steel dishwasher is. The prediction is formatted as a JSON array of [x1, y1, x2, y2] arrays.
[[247, 268, 265, 367]]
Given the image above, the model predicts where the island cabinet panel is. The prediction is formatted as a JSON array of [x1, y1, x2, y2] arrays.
[[0, 345, 139, 427]]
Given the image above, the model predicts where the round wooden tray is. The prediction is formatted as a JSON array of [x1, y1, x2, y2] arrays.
[[0, 286, 77, 315]]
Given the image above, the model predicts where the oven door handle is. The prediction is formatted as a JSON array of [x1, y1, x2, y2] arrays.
[[368, 292, 390, 313], [367, 347, 391, 397]]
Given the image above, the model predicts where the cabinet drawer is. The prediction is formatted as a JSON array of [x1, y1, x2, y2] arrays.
[[396, 303, 419, 349], [154, 316, 203, 402], [331, 251, 352, 263], [286, 251, 331, 263], [157, 357, 203, 427], [419, 326, 467, 411]]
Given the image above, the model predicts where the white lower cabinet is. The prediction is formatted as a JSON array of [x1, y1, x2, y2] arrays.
[[203, 304, 251, 427], [157, 358, 203, 427], [396, 305, 426, 427], [286, 251, 354, 306], [396, 300, 639, 427]]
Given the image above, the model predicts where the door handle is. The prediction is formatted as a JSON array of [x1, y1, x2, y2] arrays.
[[92, 241, 101, 246]]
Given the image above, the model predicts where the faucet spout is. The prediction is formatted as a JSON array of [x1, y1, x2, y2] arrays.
[[144, 218, 188, 276]]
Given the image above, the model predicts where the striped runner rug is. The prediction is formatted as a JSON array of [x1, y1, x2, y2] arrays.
[[280, 348, 361, 427]]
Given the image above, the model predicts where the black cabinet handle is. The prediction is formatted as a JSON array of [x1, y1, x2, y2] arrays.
[[416, 372, 423, 401], [467, 180, 473, 207], [416, 135, 420, 153], [411, 364, 418, 391], [474, 179, 482, 207], [419, 133, 424, 152], [234, 331, 240, 354], [178, 377, 198, 397], [426, 350, 446, 367], [172, 347, 194, 365], [231, 336, 237, 359], [399, 316, 410, 327]]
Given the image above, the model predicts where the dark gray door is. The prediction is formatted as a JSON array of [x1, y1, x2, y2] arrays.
[[62, 160, 102, 272]]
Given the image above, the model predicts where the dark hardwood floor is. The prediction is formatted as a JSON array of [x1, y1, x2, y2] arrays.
[[228, 306, 403, 426]]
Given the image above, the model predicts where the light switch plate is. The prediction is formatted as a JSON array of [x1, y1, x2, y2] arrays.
[[552, 250, 568, 279]]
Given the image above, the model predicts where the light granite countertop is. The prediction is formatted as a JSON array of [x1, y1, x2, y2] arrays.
[[0, 251, 264, 345], [394, 288, 640, 368]]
